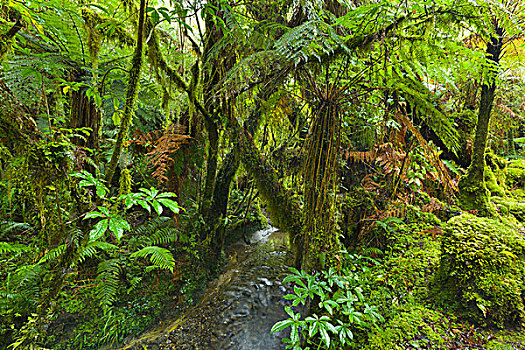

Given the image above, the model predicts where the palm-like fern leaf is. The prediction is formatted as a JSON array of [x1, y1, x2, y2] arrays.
[[131, 246, 175, 272]]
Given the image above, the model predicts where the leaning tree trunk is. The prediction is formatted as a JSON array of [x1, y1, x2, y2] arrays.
[[230, 115, 304, 265], [104, 0, 146, 185], [206, 83, 282, 268], [302, 99, 342, 272], [458, 26, 503, 216]]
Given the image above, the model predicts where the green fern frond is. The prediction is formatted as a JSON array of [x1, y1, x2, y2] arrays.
[[0, 221, 32, 235], [274, 20, 342, 66], [77, 241, 118, 264], [38, 244, 66, 264], [96, 258, 120, 309], [0, 241, 31, 255], [149, 226, 178, 246], [131, 246, 175, 272]]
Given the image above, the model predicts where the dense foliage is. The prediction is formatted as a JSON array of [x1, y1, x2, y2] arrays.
[[0, 0, 525, 349]]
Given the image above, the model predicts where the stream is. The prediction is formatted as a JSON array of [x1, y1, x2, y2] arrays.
[[122, 227, 297, 350]]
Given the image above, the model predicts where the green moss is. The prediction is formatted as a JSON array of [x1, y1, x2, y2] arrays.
[[458, 173, 495, 216], [493, 197, 525, 223], [507, 167, 525, 188], [485, 166, 506, 196], [486, 330, 525, 349], [366, 305, 450, 350], [404, 204, 442, 226], [380, 223, 441, 303], [506, 158, 525, 189], [433, 214, 525, 328]]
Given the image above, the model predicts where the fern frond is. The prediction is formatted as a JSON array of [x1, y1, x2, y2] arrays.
[[274, 20, 343, 66], [131, 246, 175, 272], [0, 221, 32, 235], [0, 241, 31, 255], [38, 244, 66, 264], [148, 226, 178, 246], [96, 258, 120, 309], [77, 241, 118, 264]]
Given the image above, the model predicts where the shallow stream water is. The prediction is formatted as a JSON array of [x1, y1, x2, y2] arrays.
[[122, 227, 296, 350]]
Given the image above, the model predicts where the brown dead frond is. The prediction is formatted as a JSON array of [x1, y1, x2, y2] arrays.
[[132, 124, 191, 185], [394, 112, 457, 195]]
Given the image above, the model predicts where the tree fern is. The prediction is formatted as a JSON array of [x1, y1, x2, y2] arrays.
[[274, 20, 343, 66]]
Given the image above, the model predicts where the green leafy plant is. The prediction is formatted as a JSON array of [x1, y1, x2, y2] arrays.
[[272, 252, 384, 349], [121, 187, 182, 216], [85, 206, 130, 242]]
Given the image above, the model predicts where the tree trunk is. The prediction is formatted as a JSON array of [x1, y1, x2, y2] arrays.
[[104, 0, 146, 185], [458, 26, 503, 216], [302, 100, 341, 272], [70, 85, 100, 151]]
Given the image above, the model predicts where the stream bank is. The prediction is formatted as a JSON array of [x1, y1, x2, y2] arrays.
[[121, 227, 296, 350]]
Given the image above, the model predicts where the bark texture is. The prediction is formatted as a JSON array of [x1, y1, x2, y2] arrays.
[[458, 26, 503, 216]]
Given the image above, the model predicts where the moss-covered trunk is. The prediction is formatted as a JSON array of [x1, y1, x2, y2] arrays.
[[206, 85, 279, 251], [458, 26, 503, 216], [301, 100, 341, 272], [507, 127, 516, 155], [104, 0, 146, 185], [0, 9, 23, 61], [200, 119, 219, 214], [230, 115, 303, 264]]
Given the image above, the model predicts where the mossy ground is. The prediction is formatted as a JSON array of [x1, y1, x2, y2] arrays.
[[357, 206, 525, 349]]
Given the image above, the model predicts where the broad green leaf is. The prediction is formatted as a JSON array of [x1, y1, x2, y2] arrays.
[[158, 198, 180, 214], [84, 211, 105, 219], [98, 207, 110, 216], [90, 220, 108, 241], [108, 218, 128, 242], [152, 200, 163, 216], [270, 319, 293, 333], [96, 184, 106, 198]]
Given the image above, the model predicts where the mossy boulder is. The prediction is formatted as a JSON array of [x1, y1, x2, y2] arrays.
[[493, 197, 525, 223], [485, 166, 506, 196], [506, 158, 525, 188], [434, 214, 525, 328]]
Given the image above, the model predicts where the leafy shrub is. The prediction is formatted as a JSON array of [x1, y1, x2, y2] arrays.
[[271, 252, 383, 349]]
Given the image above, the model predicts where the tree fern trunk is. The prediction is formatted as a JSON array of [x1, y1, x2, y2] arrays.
[[302, 100, 341, 272], [104, 0, 146, 185], [70, 85, 100, 152]]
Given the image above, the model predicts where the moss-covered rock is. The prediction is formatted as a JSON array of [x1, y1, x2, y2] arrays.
[[434, 214, 525, 328], [484, 152, 508, 197], [485, 166, 506, 196], [493, 197, 525, 223], [365, 305, 450, 350], [506, 158, 525, 189]]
